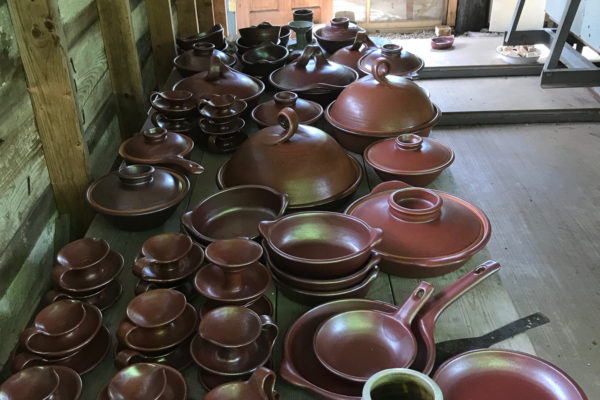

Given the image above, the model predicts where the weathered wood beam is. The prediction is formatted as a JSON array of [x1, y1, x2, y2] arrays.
[[6, 0, 93, 235], [196, 0, 215, 32], [176, 0, 199, 37], [212, 0, 227, 34], [97, 0, 146, 139], [446, 0, 458, 26], [145, 0, 177, 87]]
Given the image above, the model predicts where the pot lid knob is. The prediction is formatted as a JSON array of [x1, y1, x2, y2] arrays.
[[261, 107, 299, 146], [388, 188, 443, 223], [118, 164, 155, 186], [273, 91, 298, 107], [142, 127, 168, 143], [381, 43, 403, 56], [395, 134, 423, 151], [330, 17, 350, 29]]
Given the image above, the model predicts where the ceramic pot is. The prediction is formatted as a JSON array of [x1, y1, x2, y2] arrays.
[[326, 58, 441, 153], [239, 22, 281, 47], [251, 91, 322, 127], [149, 90, 196, 119], [181, 185, 288, 244], [241, 43, 289, 77], [279, 25, 291, 46], [363, 134, 454, 186], [431, 35, 454, 50], [174, 42, 236, 77], [173, 56, 265, 108], [86, 164, 190, 231], [0, 366, 82, 400], [205, 367, 279, 400], [56, 238, 109, 270], [99, 363, 187, 400], [329, 32, 377, 77], [345, 180, 491, 277], [119, 127, 203, 175], [358, 43, 424, 76], [269, 45, 358, 105], [20, 301, 102, 357], [259, 211, 382, 279], [217, 108, 363, 210], [362, 368, 443, 400], [314, 17, 364, 53], [51, 249, 123, 294], [177, 24, 225, 51]]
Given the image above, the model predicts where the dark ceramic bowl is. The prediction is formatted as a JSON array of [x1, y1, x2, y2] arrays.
[[101, 363, 187, 400], [133, 243, 204, 283], [52, 250, 123, 294], [239, 23, 281, 47], [45, 279, 122, 311], [126, 289, 187, 328], [182, 185, 288, 244], [115, 336, 193, 371], [431, 35, 454, 50], [0, 366, 82, 400], [241, 44, 289, 77], [258, 212, 383, 279], [56, 238, 110, 270], [177, 24, 225, 51], [279, 25, 291, 46]]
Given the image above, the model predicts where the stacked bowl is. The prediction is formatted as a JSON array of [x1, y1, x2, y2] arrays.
[[190, 306, 278, 390], [46, 238, 123, 311], [12, 300, 110, 375], [98, 363, 187, 400], [133, 232, 204, 300], [0, 366, 82, 400], [259, 212, 382, 305], [115, 289, 197, 370], [194, 238, 274, 317]]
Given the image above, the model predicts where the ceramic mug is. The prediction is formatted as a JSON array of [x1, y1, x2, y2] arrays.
[[362, 368, 443, 400], [133, 233, 194, 276]]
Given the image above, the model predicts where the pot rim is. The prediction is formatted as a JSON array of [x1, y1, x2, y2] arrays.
[[118, 132, 194, 164], [216, 154, 363, 210], [325, 101, 442, 137], [363, 136, 455, 176], [261, 211, 381, 265], [86, 167, 190, 217]]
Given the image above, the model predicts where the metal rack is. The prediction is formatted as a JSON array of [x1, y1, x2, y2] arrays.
[[504, 0, 600, 87]]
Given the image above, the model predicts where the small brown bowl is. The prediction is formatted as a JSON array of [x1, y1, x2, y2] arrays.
[[115, 335, 193, 371], [117, 303, 197, 352], [194, 262, 271, 305], [100, 363, 187, 400], [258, 212, 382, 279], [205, 367, 279, 400], [137, 233, 193, 265], [20, 300, 103, 357], [134, 277, 197, 300], [45, 279, 122, 311], [197, 368, 252, 391], [239, 23, 281, 47], [0, 366, 82, 400], [199, 295, 274, 319], [265, 244, 381, 292], [52, 250, 124, 294], [151, 113, 194, 134], [241, 43, 289, 77], [273, 265, 379, 306], [13, 326, 111, 375], [431, 35, 454, 50], [126, 289, 187, 328], [56, 238, 110, 270], [133, 243, 204, 283]]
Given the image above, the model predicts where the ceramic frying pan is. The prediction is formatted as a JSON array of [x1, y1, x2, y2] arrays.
[[314, 281, 434, 382], [433, 349, 588, 400], [410, 260, 500, 375]]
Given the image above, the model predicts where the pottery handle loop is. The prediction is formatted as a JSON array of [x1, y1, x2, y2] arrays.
[[393, 281, 435, 326], [294, 45, 317, 68], [265, 107, 298, 145], [161, 155, 205, 175], [277, 193, 289, 217], [372, 57, 392, 86], [116, 320, 138, 346], [12, 352, 45, 372], [367, 227, 384, 247], [350, 32, 375, 51], [260, 314, 279, 349], [115, 349, 144, 368], [249, 367, 278, 400], [148, 91, 160, 106], [19, 327, 41, 348], [132, 256, 154, 277]]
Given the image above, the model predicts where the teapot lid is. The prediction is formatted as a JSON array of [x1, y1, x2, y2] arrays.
[[358, 43, 424, 76], [119, 128, 193, 161]]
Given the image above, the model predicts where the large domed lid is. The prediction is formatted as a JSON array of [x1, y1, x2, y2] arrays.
[[359, 43, 424, 76], [328, 58, 440, 135], [217, 108, 362, 209], [329, 32, 377, 74], [173, 55, 264, 103]]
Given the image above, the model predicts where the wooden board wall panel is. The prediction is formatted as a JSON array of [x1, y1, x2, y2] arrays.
[[196, 0, 215, 32], [57, 0, 97, 47], [84, 95, 117, 156], [89, 117, 121, 179], [212, 0, 227, 34], [80, 69, 112, 136], [97, 0, 146, 139], [146, 0, 177, 88], [7, 0, 93, 233], [131, 0, 149, 42], [176, 0, 199, 37], [141, 50, 158, 96]]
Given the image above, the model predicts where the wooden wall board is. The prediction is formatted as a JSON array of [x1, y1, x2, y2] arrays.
[[176, 0, 199, 37], [212, 0, 227, 34], [196, 0, 215, 31], [145, 0, 177, 88]]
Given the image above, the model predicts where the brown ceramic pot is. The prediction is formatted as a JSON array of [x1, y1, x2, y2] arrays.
[[345, 180, 492, 277], [86, 165, 190, 231], [363, 134, 454, 186], [56, 238, 109, 270], [329, 32, 377, 77], [217, 108, 363, 210], [358, 43, 424, 76], [239, 22, 281, 46], [149, 90, 196, 119], [173, 56, 265, 108], [241, 43, 289, 77], [13, 326, 111, 376], [205, 367, 279, 400], [314, 17, 364, 53], [258, 211, 382, 279], [431, 35, 454, 50], [268, 45, 358, 105], [114, 336, 193, 371], [45, 279, 122, 311], [51, 249, 123, 294], [174, 42, 236, 77], [20, 300, 102, 357], [100, 363, 187, 400], [181, 185, 288, 244], [313, 282, 434, 383], [251, 91, 322, 127], [119, 127, 204, 175], [326, 58, 441, 153], [177, 24, 225, 51], [0, 366, 82, 400]]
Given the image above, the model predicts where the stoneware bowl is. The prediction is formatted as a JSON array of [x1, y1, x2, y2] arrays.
[[100, 363, 187, 400], [0, 366, 82, 400], [56, 238, 110, 270], [204, 367, 279, 400]]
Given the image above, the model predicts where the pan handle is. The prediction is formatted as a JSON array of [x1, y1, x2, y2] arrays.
[[393, 281, 435, 326]]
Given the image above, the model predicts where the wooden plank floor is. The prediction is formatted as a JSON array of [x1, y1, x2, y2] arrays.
[[75, 86, 547, 398]]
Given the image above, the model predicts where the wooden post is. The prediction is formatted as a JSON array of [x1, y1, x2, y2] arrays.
[[7, 0, 93, 234], [446, 0, 458, 26], [146, 0, 177, 88], [212, 0, 228, 34], [176, 0, 200, 37], [196, 0, 215, 32], [97, 0, 146, 139]]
